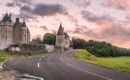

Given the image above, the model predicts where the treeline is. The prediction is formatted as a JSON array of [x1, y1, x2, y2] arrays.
[[31, 33, 130, 57], [31, 33, 56, 45], [72, 38, 130, 57]]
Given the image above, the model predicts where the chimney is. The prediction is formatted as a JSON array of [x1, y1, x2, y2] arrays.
[[16, 18, 19, 22]]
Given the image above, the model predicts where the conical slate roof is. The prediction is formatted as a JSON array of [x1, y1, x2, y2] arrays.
[[1, 13, 12, 22], [57, 23, 64, 35]]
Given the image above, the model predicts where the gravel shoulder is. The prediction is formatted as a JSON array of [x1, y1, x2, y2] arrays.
[[0, 69, 18, 80]]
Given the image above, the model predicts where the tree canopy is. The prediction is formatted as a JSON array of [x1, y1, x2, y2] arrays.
[[72, 38, 130, 57], [31, 37, 43, 44], [72, 38, 86, 49], [43, 33, 56, 45]]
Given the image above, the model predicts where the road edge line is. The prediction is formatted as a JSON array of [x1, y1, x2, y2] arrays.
[[60, 56, 112, 80]]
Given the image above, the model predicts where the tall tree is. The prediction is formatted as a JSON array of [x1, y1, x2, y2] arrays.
[[72, 38, 86, 49], [43, 33, 56, 45]]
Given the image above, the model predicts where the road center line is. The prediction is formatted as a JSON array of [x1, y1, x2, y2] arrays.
[[59, 57, 112, 80], [37, 58, 42, 68], [37, 62, 40, 68]]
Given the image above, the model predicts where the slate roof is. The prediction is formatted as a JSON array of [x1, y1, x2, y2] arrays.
[[57, 23, 64, 35], [1, 13, 12, 22]]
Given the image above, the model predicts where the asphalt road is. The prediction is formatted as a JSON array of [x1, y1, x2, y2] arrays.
[[2, 50, 130, 80]]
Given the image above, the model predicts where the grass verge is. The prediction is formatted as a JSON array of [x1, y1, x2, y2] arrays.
[[74, 49, 130, 73], [0, 51, 44, 62]]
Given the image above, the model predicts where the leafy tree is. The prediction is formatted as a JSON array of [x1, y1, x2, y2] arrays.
[[31, 37, 43, 44], [72, 38, 86, 49], [72, 38, 130, 57], [43, 33, 56, 45], [86, 40, 130, 57]]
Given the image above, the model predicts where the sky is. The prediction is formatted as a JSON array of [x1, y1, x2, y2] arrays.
[[0, 0, 130, 48]]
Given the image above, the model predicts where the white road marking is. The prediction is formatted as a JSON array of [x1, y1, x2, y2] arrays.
[[22, 74, 44, 80], [60, 57, 113, 80], [37, 57, 43, 68], [37, 62, 40, 68]]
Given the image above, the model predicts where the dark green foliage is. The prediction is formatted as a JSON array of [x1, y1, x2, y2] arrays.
[[43, 33, 56, 45], [86, 40, 130, 57], [72, 38, 86, 49], [31, 37, 43, 44], [72, 39, 130, 57]]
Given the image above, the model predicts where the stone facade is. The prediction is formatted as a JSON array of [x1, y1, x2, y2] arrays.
[[0, 13, 30, 50], [55, 23, 70, 51]]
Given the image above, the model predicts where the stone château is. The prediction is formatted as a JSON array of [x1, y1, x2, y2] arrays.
[[0, 13, 30, 50]]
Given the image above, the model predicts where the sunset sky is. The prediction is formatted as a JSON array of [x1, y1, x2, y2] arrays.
[[0, 0, 130, 48]]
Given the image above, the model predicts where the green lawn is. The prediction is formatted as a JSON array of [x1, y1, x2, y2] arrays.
[[74, 49, 130, 73], [0, 51, 12, 62]]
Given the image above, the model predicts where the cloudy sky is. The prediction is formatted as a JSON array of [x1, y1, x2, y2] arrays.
[[0, 0, 130, 48]]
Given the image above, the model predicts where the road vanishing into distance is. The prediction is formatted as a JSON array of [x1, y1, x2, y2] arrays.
[[2, 50, 130, 80]]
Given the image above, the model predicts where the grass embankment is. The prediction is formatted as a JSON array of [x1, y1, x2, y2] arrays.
[[74, 50, 130, 72], [0, 51, 12, 62], [0, 51, 44, 62]]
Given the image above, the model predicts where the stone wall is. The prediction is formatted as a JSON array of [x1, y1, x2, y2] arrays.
[[9, 44, 46, 54], [8, 44, 55, 54], [45, 45, 55, 53]]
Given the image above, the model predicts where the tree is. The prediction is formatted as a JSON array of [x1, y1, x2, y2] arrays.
[[31, 37, 43, 44], [43, 33, 56, 45], [86, 40, 130, 57], [72, 38, 86, 49]]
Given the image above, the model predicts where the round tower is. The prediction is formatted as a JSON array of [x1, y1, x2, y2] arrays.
[[56, 23, 65, 51]]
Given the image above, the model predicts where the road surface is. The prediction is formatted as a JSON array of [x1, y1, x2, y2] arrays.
[[2, 50, 130, 80]]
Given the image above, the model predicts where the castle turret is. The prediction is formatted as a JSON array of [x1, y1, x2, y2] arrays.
[[56, 23, 65, 51], [55, 23, 70, 51], [20, 21, 30, 44], [0, 13, 13, 50], [27, 28, 30, 43], [13, 18, 21, 44]]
